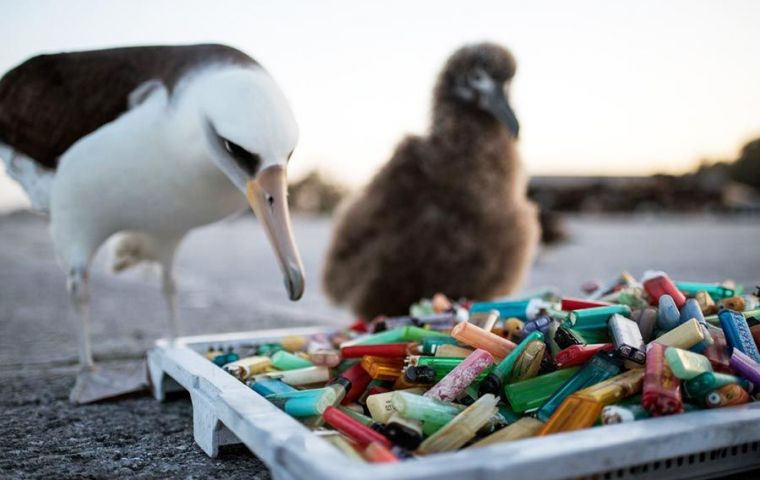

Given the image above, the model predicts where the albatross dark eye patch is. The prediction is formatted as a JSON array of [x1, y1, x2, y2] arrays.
[[222, 138, 261, 176]]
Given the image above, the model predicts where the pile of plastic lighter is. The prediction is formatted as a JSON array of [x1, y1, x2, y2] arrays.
[[207, 271, 760, 463]]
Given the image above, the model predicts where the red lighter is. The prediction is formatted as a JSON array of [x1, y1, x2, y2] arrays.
[[703, 328, 734, 374], [333, 362, 372, 404], [555, 344, 614, 368], [349, 319, 369, 333], [643, 273, 686, 308], [560, 297, 613, 311], [642, 342, 683, 415], [363, 441, 399, 463], [323, 406, 392, 448], [341, 343, 410, 358], [366, 385, 391, 397]]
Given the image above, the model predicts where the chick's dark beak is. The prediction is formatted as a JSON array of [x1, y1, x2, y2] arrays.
[[483, 88, 520, 138], [246, 165, 305, 300]]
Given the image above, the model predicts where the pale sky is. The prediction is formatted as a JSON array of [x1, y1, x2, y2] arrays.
[[2, 0, 760, 209]]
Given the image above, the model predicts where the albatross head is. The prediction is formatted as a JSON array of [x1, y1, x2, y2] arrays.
[[197, 67, 304, 300]]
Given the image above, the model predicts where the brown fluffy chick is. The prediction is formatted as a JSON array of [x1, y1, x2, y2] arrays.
[[322, 43, 541, 319]]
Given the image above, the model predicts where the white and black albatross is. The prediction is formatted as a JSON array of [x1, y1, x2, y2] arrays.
[[0, 44, 305, 403]]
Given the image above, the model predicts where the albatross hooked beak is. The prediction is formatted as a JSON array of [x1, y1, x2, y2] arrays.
[[246, 165, 305, 301]]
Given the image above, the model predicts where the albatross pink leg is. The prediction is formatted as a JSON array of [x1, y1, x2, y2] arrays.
[[162, 267, 182, 341], [68, 268, 94, 369], [67, 267, 148, 404], [157, 241, 183, 342]]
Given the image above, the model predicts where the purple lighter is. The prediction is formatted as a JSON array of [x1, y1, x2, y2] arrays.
[[729, 350, 760, 388]]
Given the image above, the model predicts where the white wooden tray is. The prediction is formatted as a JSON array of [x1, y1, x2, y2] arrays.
[[147, 328, 760, 480]]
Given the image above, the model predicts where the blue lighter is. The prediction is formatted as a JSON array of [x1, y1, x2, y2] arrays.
[[718, 309, 760, 363]]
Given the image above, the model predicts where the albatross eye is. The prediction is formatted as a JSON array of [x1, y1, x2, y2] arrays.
[[223, 139, 252, 161], [222, 138, 261, 175]]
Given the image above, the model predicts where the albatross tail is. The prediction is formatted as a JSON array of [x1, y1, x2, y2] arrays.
[[0, 142, 54, 212]]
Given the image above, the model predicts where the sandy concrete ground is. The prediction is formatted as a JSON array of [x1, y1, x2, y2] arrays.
[[1, 210, 759, 479]]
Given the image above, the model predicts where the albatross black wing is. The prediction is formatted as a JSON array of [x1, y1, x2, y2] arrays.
[[0, 44, 255, 169]]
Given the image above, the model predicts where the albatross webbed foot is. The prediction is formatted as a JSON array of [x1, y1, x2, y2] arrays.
[[69, 363, 149, 404]]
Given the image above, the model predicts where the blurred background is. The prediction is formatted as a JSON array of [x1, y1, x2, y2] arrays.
[[3, 0, 760, 212], [1, 1, 760, 476]]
